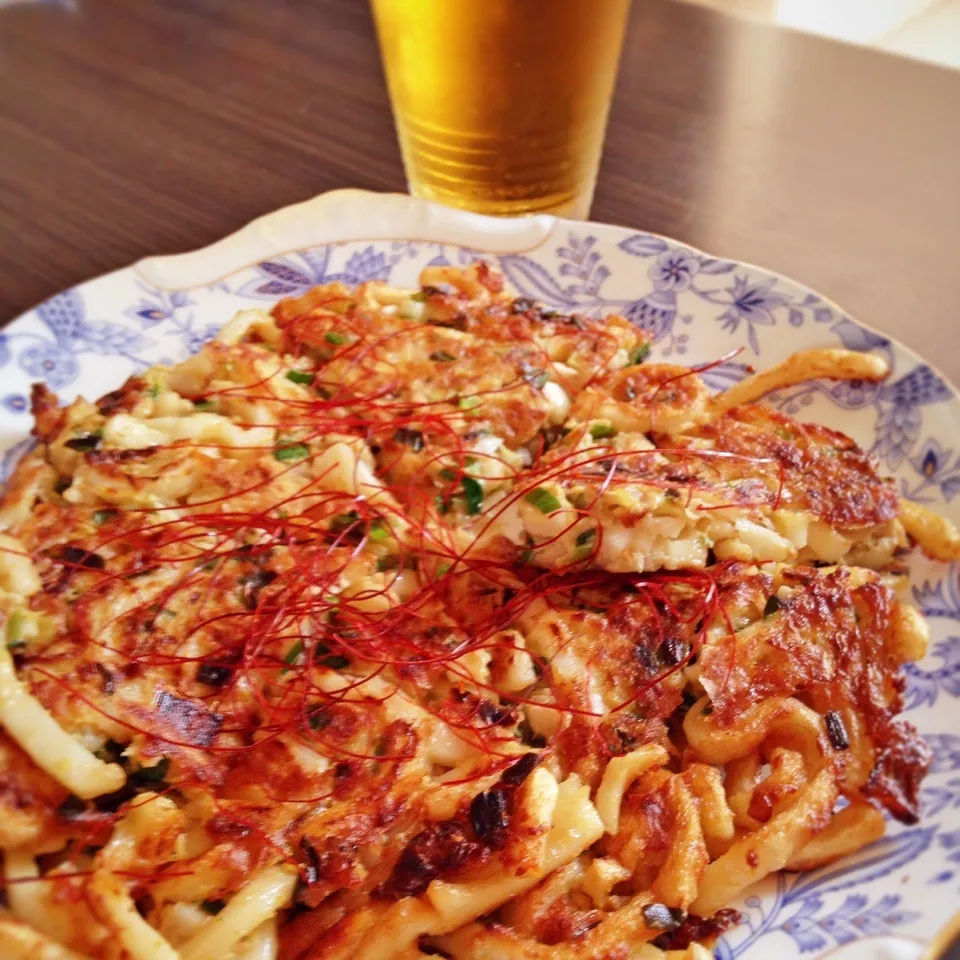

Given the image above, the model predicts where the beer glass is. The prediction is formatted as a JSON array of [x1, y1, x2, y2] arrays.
[[370, 0, 631, 219]]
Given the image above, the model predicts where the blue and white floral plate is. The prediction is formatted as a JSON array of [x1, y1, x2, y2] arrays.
[[2, 190, 958, 960]]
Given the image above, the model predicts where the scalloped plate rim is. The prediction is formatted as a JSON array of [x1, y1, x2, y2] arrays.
[[2, 189, 959, 960]]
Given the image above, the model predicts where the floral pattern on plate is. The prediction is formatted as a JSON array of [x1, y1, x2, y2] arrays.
[[1, 195, 957, 959]]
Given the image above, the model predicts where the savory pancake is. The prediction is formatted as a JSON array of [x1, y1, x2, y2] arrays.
[[0, 263, 953, 960]]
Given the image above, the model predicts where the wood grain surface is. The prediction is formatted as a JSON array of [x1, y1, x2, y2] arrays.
[[1, 0, 958, 378]]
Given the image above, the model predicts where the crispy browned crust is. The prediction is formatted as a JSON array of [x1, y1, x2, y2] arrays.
[[696, 405, 899, 528], [0, 266, 938, 960]]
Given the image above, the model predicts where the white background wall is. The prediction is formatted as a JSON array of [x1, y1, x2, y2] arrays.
[[680, 0, 960, 68], [776, 0, 942, 42]]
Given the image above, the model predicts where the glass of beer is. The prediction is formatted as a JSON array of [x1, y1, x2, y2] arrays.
[[370, 0, 631, 219]]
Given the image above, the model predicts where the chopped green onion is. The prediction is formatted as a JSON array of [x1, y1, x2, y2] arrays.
[[438, 467, 458, 482], [325, 331, 349, 345], [589, 423, 617, 440], [776, 426, 793, 441], [286, 370, 315, 385], [410, 291, 427, 303], [458, 396, 481, 411], [519, 549, 534, 565], [523, 369, 549, 390], [6, 610, 27, 650], [274, 443, 310, 462], [283, 640, 304, 665], [147, 383, 161, 398], [193, 399, 215, 411], [368, 520, 391, 542], [93, 509, 118, 526], [461, 476, 484, 515], [524, 487, 562, 514], [575, 529, 596, 548], [436, 563, 451, 577], [629, 343, 652, 365], [435, 495, 451, 516]]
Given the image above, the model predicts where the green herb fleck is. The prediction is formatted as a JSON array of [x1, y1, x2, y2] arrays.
[[519, 549, 534, 565], [629, 343, 652, 365], [524, 487, 562, 514], [458, 396, 481, 411], [376, 555, 400, 572], [438, 467, 458, 482], [368, 520, 391, 542], [575, 529, 597, 548], [523, 369, 549, 390], [286, 370, 315, 385], [410, 291, 427, 303], [461, 476, 484, 515], [193, 399, 215, 411], [93, 509, 118, 526], [6, 610, 29, 650], [589, 423, 617, 440], [274, 443, 310, 462], [283, 640, 304, 665], [325, 331, 349, 345]]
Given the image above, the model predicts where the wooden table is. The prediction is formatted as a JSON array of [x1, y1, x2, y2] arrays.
[[2, 0, 958, 380]]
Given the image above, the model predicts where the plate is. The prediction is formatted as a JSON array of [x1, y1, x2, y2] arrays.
[[1, 189, 957, 960]]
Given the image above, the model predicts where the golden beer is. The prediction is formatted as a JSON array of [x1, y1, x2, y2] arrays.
[[371, 0, 631, 218]]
